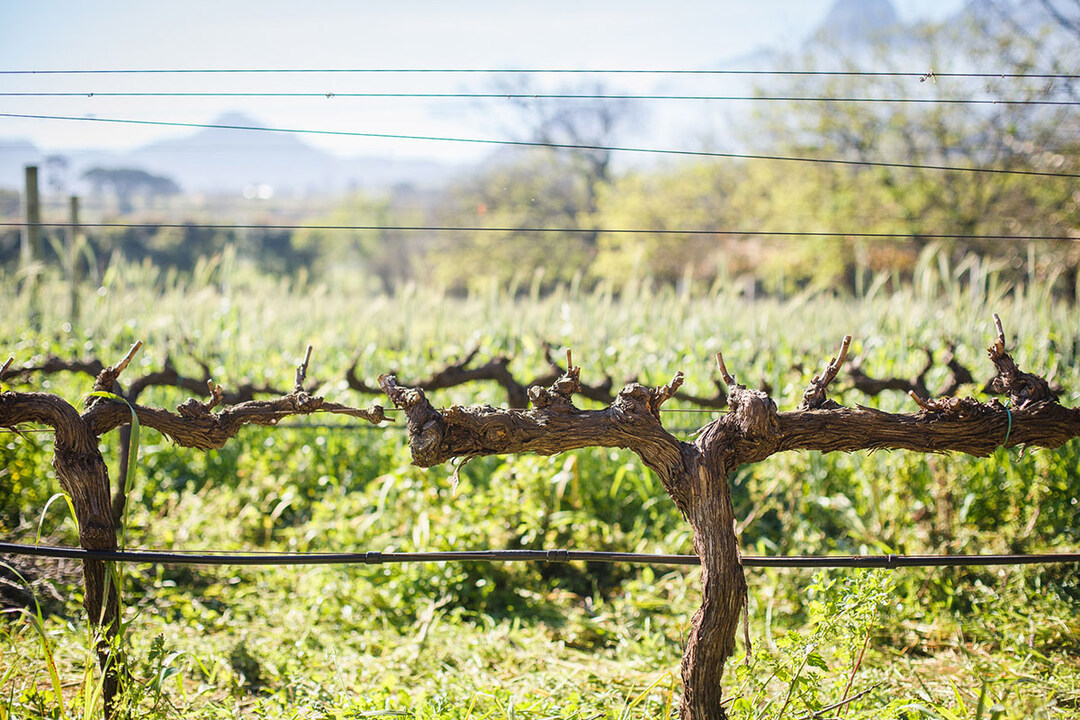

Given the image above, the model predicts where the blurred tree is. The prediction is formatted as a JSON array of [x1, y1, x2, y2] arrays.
[[81, 167, 181, 214], [44, 155, 70, 195], [744, 1, 1079, 295], [424, 82, 637, 292], [983, 0, 1079, 100], [489, 79, 637, 247], [243, 227, 319, 277], [592, 162, 739, 289], [97, 224, 233, 272], [292, 192, 425, 292], [429, 151, 598, 293]]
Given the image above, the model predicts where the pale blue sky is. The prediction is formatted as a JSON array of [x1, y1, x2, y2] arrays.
[[0, 1, 965, 160]]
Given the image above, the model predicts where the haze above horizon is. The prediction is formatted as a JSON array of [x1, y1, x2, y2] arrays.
[[1, 0, 964, 162]]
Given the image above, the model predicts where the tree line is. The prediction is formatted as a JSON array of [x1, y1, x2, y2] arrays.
[[2, 2, 1076, 298]]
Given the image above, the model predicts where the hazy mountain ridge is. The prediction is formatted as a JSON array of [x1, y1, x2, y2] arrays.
[[815, 0, 901, 43], [0, 111, 459, 196], [6, 0, 1066, 196]]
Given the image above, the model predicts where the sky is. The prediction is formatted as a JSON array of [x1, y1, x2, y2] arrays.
[[0, 1, 966, 162]]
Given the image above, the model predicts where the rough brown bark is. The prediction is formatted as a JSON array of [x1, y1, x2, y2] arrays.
[[353, 344, 729, 410], [5, 319, 1078, 719], [377, 360, 769, 720], [0, 390, 122, 714], [1, 351, 292, 523], [380, 317, 1080, 720], [1, 353, 288, 406], [0, 345, 385, 718], [351, 349, 533, 408]]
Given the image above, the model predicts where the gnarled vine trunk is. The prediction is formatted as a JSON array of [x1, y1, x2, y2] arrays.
[[1, 346, 385, 718], [679, 460, 746, 719], [53, 433, 122, 711], [1, 392, 122, 714], [376, 364, 783, 719], [4, 319, 1079, 719], [379, 320, 1080, 720]]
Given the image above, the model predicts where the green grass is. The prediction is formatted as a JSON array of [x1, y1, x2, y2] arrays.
[[1, 258, 1078, 718]]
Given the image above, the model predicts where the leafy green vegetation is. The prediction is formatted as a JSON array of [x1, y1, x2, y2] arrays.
[[1, 260, 1078, 718]]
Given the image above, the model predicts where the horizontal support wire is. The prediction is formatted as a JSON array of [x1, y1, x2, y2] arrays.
[[1, 542, 1076, 569], [2, 92, 1076, 106], [1, 68, 1077, 79], [1, 113, 1074, 179], [0, 424, 712, 435], [0, 222, 1073, 242]]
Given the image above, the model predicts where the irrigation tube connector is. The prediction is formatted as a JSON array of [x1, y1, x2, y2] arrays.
[[1, 542, 1076, 569]]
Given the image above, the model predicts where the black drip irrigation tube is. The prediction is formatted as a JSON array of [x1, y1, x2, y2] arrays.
[[2, 542, 1077, 569]]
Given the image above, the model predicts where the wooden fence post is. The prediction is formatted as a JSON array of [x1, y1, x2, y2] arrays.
[[22, 165, 42, 326], [22, 165, 42, 265], [68, 194, 81, 320]]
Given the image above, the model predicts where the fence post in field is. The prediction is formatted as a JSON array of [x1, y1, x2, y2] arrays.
[[68, 194, 82, 320], [22, 165, 42, 265], [22, 165, 42, 326]]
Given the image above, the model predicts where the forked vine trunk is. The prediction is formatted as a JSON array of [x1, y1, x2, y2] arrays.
[[53, 432, 122, 711], [380, 320, 1080, 720], [2, 392, 123, 713], [4, 319, 1078, 720], [679, 460, 747, 718], [1, 346, 386, 718]]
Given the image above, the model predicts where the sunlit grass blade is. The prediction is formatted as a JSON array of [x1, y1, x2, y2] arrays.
[[0, 562, 66, 718], [620, 671, 675, 719], [36, 491, 79, 545], [0, 654, 20, 694]]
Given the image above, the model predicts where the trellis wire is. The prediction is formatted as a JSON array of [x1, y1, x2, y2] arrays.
[[1, 112, 1075, 179], [0, 423, 713, 435], [3, 92, 1077, 106], [1, 68, 1076, 79]]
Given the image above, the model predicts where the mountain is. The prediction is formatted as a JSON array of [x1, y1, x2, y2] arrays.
[[133, 112, 337, 193], [0, 112, 459, 195], [128, 112, 459, 195], [631, 0, 909, 159], [0, 139, 47, 191], [814, 0, 900, 44]]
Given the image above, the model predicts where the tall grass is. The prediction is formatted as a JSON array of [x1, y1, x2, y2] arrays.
[[1, 255, 1077, 718]]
